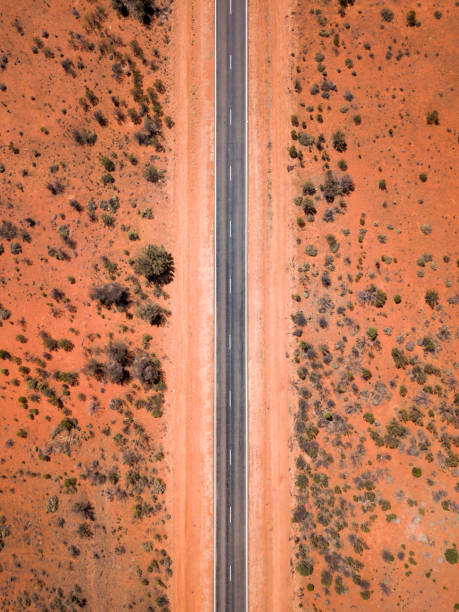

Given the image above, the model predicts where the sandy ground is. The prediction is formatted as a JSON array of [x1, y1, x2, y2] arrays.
[[248, 0, 296, 609], [165, 0, 214, 610]]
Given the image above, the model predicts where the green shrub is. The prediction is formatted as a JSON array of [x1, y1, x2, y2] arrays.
[[444, 547, 458, 565], [133, 244, 174, 285], [391, 348, 409, 369], [367, 327, 378, 341]]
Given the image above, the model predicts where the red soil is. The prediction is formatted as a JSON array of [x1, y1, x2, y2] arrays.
[[248, 0, 295, 609], [165, 0, 214, 610]]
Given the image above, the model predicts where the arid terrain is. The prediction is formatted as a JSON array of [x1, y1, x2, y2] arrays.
[[249, 0, 458, 610], [0, 0, 213, 610], [0, 0, 457, 611]]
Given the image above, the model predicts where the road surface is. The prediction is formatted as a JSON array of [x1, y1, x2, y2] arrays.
[[214, 0, 247, 610]]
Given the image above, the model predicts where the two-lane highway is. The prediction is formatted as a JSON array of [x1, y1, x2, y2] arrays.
[[214, 0, 247, 610]]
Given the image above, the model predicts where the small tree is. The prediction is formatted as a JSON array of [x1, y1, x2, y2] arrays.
[[132, 353, 163, 388], [133, 244, 174, 285]]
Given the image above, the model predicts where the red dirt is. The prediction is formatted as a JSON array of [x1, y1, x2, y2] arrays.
[[248, 0, 295, 609], [165, 0, 214, 610]]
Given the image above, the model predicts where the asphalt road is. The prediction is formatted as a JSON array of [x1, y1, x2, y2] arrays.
[[214, 0, 247, 610]]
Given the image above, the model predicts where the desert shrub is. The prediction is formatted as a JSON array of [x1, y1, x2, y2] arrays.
[[72, 501, 95, 521], [426, 110, 439, 125], [133, 244, 174, 285], [302, 181, 316, 196], [0, 220, 17, 240], [94, 110, 107, 126], [332, 130, 347, 152], [111, 0, 157, 25], [77, 523, 93, 538], [302, 198, 316, 216], [46, 180, 65, 195], [391, 348, 409, 369], [101, 173, 115, 186], [296, 561, 314, 576], [40, 332, 58, 351], [46, 495, 59, 513], [291, 311, 306, 326], [422, 336, 436, 353], [381, 8, 394, 22], [136, 300, 170, 326], [325, 234, 339, 253], [367, 327, 377, 341], [411, 467, 422, 478], [425, 289, 439, 309], [58, 338, 74, 352], [321, 570, 332, 587], [298, 132, 315, 147], [105, 341, 130, 365], [132, 353, 163, 388], [444, 547, 458, 565], [412, 365, 427, 385], [340, 173, 355, 194], [406, 10, 419, 26], [73, 129, 97, 145], [84, 359, 106, 382], [105, 363, 129, 384], [357, 285, 386, 308], [101, 156, 115, 172], [323, 170, 341, 202], [143, 163, 163, 183], [90, 282, 129, 308]]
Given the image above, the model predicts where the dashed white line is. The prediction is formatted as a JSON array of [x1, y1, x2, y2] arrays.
[[229, 0, 232, 15], [229, 564, 232, 582], [229, 107, 232, 125], [229, 219, 232, 237], [230, 449, 232, 465], [229, 390, 231, 407], [229, 165, 232, 181], [229, 506, 232, 523], [228, 334, 231, 350], [229, 54, 232, 70], [229, 276, 232, 294]]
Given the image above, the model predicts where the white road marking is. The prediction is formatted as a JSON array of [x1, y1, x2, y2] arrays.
[[229, 506, 232, 523], [229, 54, 232, 70], [229, 165, 232, 181], [228, 334, 231, 350], [229, 277, 232, 294], [229, 390, 231, 407], [229, 0, 232, 15], [229, 565, 232, 582], [230, 449, 232, 465], [229, 107, 232, 125], [229, 219, 232, 237]]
